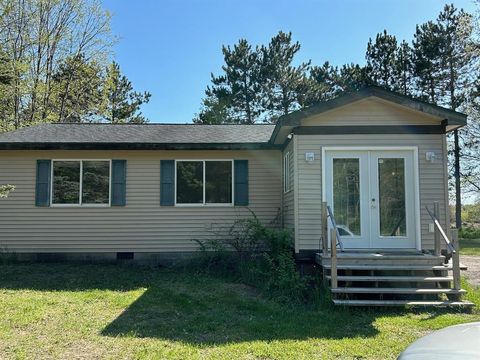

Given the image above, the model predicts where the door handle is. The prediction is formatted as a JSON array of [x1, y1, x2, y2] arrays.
[[371, 198, 376, 209]]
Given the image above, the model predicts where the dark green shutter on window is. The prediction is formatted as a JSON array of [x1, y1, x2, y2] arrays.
[[234, 160, 248, 206], [111, 160, 126, 206], [35, 160, 51, 207], [160, 160, 175, 206]]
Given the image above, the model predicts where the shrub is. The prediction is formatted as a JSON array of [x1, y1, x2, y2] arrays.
[[192, 211, 312, 304], [459, 226, 480, 239]]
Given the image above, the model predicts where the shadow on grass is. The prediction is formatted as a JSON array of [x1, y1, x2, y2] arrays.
[[0, 263, 411, 345], [101, 284, 388, 344]]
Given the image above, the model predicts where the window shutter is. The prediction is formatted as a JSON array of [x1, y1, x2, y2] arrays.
[[234, 160, 248, 206], [111, 160, 127, 206], [35, 160, 51, 207], [160, 160, 175, 206]]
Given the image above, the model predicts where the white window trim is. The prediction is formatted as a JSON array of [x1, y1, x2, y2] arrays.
[[283, 152, 291, 193], [50, 159, 112, 207], [174, 159, 234, 207]]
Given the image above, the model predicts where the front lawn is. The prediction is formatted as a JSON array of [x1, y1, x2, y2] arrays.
[[460, 238, 480, 256], [0, 264, 479, 360]]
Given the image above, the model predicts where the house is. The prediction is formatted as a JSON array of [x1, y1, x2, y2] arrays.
[[0, 86, 472, 307]]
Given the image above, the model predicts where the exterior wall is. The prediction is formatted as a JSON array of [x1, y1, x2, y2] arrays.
[[295, 134, 448, 252], [302, 97, 442, 126], [282, 139, 295, 231], [0, 149, 282, 253]]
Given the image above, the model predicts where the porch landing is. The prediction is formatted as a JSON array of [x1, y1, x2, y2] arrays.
[[316, 250, 474, 308]]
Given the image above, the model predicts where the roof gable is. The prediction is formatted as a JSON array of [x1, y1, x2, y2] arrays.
[[271, 86, 467, 144]]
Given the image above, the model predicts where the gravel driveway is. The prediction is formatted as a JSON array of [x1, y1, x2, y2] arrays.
[[461, 255, 480, 287]]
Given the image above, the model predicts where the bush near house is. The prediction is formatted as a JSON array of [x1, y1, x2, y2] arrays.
[[192, 212, 315, 305]]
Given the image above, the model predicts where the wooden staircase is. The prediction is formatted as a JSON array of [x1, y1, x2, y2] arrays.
[[316, 252, 474, 308], [317, 202, 474, 308]]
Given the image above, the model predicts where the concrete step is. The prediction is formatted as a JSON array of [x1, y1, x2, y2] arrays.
[[326, 275, 454, 282], [333, 299, 475, 307], [331, 287, 467, 294]]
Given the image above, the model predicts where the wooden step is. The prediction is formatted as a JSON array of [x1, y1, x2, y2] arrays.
[[331, 287, 467, 294], [322, 264, 452, 271], [318, 255, 445, 266], [333, 299, 475, 307], [326, 275, 453, 282]]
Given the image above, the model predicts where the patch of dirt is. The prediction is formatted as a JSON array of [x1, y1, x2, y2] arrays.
[[461, 255, 480, 287]]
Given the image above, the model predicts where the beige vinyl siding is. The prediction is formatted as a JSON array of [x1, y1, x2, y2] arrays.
[[302, 97, 441, 126], [295, 134, 448, 251], [0, 150, 281, 253], [282, 140, 294, 230]]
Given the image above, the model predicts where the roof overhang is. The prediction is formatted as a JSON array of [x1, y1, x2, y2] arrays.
[[0, 142, 279, 151], [270, 86, 467, 144]]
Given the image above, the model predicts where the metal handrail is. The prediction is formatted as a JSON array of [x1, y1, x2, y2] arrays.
[[425, 206, 456, 254], [326, 205, 344, 252]]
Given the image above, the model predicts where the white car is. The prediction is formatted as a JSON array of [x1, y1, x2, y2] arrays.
[[398, 322, 480, 359]]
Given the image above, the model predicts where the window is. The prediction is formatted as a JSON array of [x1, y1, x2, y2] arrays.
[[52, 160, 111, 206], [176, 160, 233, 205], [283, 152, 291, 193]]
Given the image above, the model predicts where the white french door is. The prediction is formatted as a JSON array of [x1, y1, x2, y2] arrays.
[[324, 149, 418, 249]]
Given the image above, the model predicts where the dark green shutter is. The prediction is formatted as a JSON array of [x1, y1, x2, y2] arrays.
[[160, 160, 175, 206], [111, 160, 126, 206], [35, 160, 51, 207], [234, 160, 248, 206]]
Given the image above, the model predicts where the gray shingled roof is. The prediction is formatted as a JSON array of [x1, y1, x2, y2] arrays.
[[0, 123, 275, 145]]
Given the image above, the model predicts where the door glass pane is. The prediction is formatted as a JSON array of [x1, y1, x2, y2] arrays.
[[333, 158, 361, 236], [53, 161, 80, 204], [378, 158, 406, 236]]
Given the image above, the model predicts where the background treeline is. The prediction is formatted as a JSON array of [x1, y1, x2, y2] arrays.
[[0, 0, 150, 132], [195, 3, 480, 227]]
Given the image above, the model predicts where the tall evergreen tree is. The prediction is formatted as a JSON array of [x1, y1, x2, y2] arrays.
[[259, 31, 310, 121], [102, 61, 151, 124], [51, 54, 104, 123], [337, 63, 372, 92], [193, 92, 233, 124], [203, 39, 262, 124], [366, 30, 398, 89], [412, 21, 444, 103], [395, 40, 414, 95], [435, 4, 477, 228], [298, 61, 339, 107]]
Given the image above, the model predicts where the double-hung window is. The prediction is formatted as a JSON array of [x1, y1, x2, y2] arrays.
[[176, 160, 233, 205], [51, 160, 111, 206]]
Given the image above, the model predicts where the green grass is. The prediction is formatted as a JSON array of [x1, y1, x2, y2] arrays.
[[460, 238, 480, 256], [0, 264, 479, 359]]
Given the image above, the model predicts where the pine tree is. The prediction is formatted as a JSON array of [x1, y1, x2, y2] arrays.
[[412, 21, 444, 103], [337, 63, 372, 92], [205, 39, 262, 124], [51, 54, 104, 123], [259, 31, 310, 121], [102, 61, 151, 124], [395, 40, 414, 95], [366, 30, 398, 89], [193, 92, 233, 124], [298, 62, 340, 107], [435, 4, 477, 228]]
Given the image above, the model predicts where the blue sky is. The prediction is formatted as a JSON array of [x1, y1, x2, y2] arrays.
[[103, 0, 477, 123]]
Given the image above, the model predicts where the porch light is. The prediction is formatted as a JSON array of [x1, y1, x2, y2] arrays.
[[426, 151, 436, 162], [305, 152, 315, 163]]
